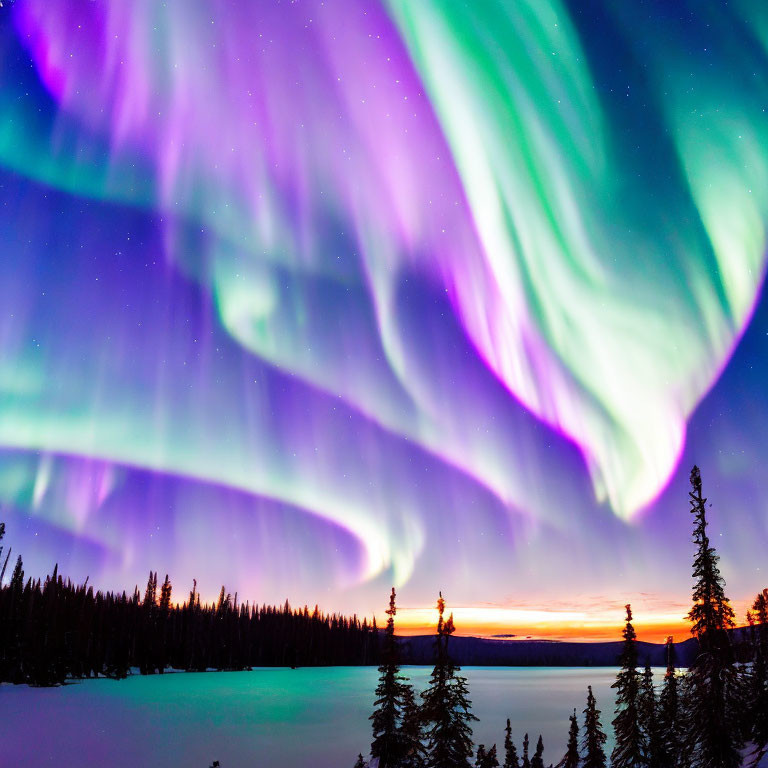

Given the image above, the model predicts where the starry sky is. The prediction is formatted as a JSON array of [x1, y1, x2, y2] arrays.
[[0, 0, 766, 641]]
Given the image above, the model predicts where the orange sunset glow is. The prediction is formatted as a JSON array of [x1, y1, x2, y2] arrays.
[[385, 597, 757, 644]]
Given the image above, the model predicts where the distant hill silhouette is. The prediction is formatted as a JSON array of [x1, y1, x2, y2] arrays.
[[395, 626, 754, 667], [395, 635, 698, 667]]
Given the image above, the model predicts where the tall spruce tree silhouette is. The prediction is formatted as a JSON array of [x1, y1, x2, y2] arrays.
[[139, 570, 158, 674], [639, 663, 664, 768], [581, 686, 607, 768], [0, 521, 9, 584], [657, 637, 680, 768], [370, 587, 417, 767], [611, 604, 645, 768], [421, 592, 477, 768], [530, 735, 545, 768], [503, 718, 521, 768], [747, 590, 768, 767], [687, 467, 735, 654], [521, 733, 531, 768], [400, 683, 425, 768], [681, 465, 744, 768], [157, 574, 172, 673], [555, 710, 579, 768], [752, 590, 768, 639], [9, 554, 23, 591], [159, 575, 172, 611], [6, 554, 25, 683]]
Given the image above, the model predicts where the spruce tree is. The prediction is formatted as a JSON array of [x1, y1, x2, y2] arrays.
[[639, 664, 663, 768], [657, 638, 680, 767], [611, 604, 645, 768], [9, 554, 23, 592], [531, 735, 545, 768], [746, 591, 768, 768], [521, 734, 531, 768], [370, 587, 416, 767], [159, 575, 172, 611], [477, 745, 500, 768], [354, 754, 367, 768], [746, 621, 768, 768], [555, 710, 579, 768], [503, 719, 521, 768], [6, 555, 25, 683], [143, 570, 157, 607], [751, 589, 768, 648], [421, 592, 477, 768], [0, 521, 7, 583], [681, 465, 744, 768], [476, 745, 501, 768], [581, 686, 607, 768], [156, 574, 173, 674], [401, 682, 426, 768], [0, 544, 9, 585], [687, 467, 735, 654]]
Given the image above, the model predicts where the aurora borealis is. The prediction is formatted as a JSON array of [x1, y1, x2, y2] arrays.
[[1, 0, 767, 640]]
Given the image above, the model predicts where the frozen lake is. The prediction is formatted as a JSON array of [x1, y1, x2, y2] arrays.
[[1, 666, 643, 767]]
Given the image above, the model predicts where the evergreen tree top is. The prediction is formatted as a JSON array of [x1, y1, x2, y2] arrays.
[[521, 733, 530, 768], [503, 718, 520, 768], [581, 686, 607, 768], [10, 554, 23, 589], [386, 587, 396, 620], [421, 592, 476, 768], [530, 735, 545, 768], [611, 605, 644, 768], [687, 465, 735, 652], [370, 587, 418, 767], [477, 744, 500, 768], [752, 589, 768, 627], [555, 710, 579, 768], [616, 604, 638, 670]]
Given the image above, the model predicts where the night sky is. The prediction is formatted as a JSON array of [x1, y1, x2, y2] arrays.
[[0, 0, 766, 640]]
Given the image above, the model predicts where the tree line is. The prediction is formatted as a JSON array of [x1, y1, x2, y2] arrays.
[[0, 525, 379, 684], [355, 466, 768, 768]]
